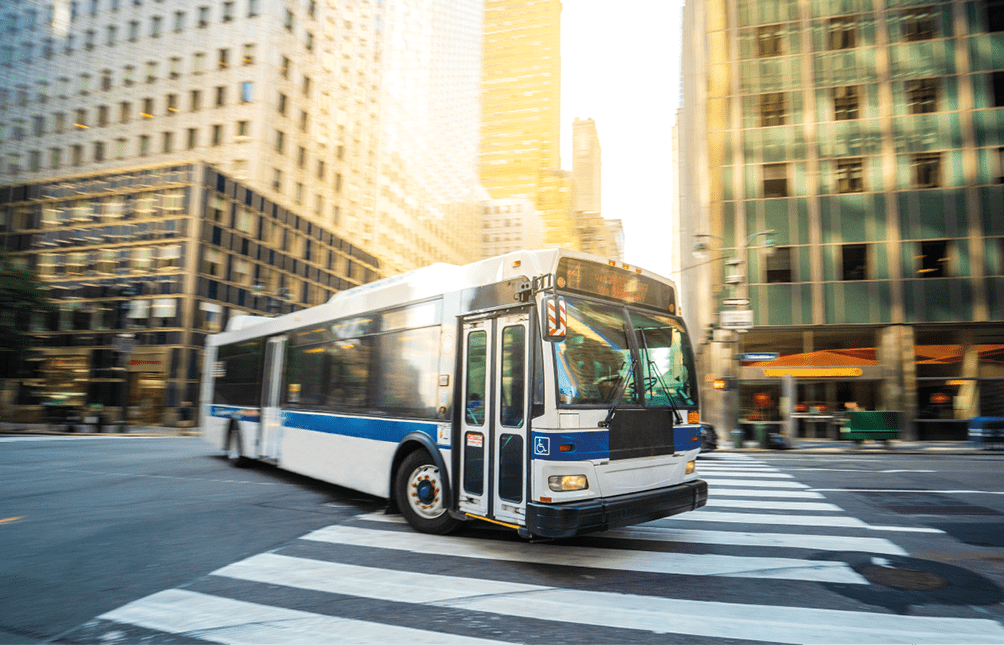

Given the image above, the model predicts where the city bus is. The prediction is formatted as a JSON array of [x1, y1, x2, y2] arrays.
[[200, 250, 708, 538]]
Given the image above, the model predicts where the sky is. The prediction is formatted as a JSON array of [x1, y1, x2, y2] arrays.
[[560, 0, 684, 279]]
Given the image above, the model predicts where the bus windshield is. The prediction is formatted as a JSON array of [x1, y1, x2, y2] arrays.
[[554, 297, 697, 408], [631, 311, 698, 408]]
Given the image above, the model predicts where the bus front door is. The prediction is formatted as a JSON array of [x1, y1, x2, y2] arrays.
[[258, 336, 286, 461], [457, 314, 530, 526]]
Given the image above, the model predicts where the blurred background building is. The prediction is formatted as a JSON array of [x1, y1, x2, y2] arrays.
[[480, 0, 575, 248], [570, 116, 622, 259], [679, 0, 1004, 439], [480, 196, 545, 258], [0, 164, 379, 425]]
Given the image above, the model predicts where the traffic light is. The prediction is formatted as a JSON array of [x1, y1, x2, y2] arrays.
[[712, 376, 736, 391]]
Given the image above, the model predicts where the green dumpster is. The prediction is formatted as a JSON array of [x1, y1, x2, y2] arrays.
[[840, 411, 899, 443]]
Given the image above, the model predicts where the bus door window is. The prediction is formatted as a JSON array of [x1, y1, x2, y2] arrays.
[[498, 324, 525, 503], [463, 329, 487, 498]]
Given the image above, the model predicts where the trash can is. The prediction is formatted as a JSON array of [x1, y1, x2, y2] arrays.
[[754, 423, 769, 448], [730, 429, 743, 448]]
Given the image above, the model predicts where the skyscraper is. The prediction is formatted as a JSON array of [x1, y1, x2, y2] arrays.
[[679, 0, 1004, 439], [480, 0, 574, 248], [0, 0, 486, 275]]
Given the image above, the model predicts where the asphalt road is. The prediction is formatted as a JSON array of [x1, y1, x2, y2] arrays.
[[0, 435, 384, 644], [2, 436, 1003, 644]]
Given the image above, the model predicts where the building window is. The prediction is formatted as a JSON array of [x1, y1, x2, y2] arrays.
[[906, 78, 939, 114], [760, 92, 786, 126], [273, 168, 282, 191], [988, 0, 1004, 32], [116, 138, 126, 159], [837, 157, 864, 193], [162, 131, 173, 153], [334, 172, 342, 192], [901, 7, 936, 41], [223, 1, 234, 22], [248, 0, 259, 18], [993, 71, 1004, 107], [295, 182, 303, 204], [199, 5, 210, 27], [918, 239, 950, 277], [298, 146, 306, 167], [33, 115, 45, 136], [766, 247, 794, 283], [212, 124, 222, 146], [146, 61, 157, 83], [139, 135, 149, 156], [120, 102, 130, 123], [828, 16, 856, 49], [278, 93, 287, 115], [215, 85, 225, 107], [98, 105, 108, 126], [29, 150, 41, 171], [51, 147, 61, 169], [166, 93, 178, 115], [299, 110, 308, 131], [194, 52, 205, 74], [763, 163, 788, 197], [129, 20, 139, 41], [94, 141, 104, 162], [151, 15, 162, 37], [305, 31, 313, 51], [275, 130, 285, 153], [187, 127, 198, 149], [998, 147, 1004, 183], [142, 97, 154, 117], [833, 85, 859, 120], [237, 120, 249, 137], [241, 81, 253, 103], [317, 160, 325, 179], [218, 48, 229, 69], [74, 108, 88, 128], [242, 43, 254, 65], [757, 24, 784, 57], [169, 57, 181, 79], [102, 69, 113, 91], [174, 10, 185, 32], [913, 152, 941, 188], [107, 24, 117, 46], [842, 244, 868, 280], [191, 90, 201, 111], [280, 56, 290, 79], [302, 75, 311, 97], [285, 9, 294, 31]]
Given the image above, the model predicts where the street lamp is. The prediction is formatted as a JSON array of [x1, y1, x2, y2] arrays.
[[692, 229, 775, 445]]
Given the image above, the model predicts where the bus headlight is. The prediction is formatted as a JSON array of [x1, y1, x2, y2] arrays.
[[548, 475, 588, 491], [685, 461, 696, 475]]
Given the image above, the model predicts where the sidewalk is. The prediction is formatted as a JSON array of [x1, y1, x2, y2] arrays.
[[715, 437, 1003, 455], [0, 422, 198, 437]]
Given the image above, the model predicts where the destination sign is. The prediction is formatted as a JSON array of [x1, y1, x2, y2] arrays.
[[556, 258, 675, 313], [741, 353, 779, 362]]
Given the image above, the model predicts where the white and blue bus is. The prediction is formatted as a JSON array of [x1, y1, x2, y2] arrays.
[[201, 250, 708, 538]]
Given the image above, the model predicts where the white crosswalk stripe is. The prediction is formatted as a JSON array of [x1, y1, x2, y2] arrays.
[[77, 455, 1000, 644]]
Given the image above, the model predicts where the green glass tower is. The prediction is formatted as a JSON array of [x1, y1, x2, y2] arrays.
[[679, 0, 1004, 440]]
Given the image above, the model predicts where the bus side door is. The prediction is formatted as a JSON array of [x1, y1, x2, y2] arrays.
[[259, 336, 286, 460], [457, 313, 530, 525]]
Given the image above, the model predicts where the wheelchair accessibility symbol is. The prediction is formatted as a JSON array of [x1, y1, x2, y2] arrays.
[[533, 436, 550, 456]]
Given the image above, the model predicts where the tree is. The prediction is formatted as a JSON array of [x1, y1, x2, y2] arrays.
[[0, 254, 53, 379]]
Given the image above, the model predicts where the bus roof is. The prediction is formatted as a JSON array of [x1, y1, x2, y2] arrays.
[[208, 249, 673, 346]]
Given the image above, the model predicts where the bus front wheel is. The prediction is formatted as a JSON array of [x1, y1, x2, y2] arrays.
[[395, 450, 459, 535]]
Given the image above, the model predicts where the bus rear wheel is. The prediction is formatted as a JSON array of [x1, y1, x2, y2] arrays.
[[395, 450, 459, 535]]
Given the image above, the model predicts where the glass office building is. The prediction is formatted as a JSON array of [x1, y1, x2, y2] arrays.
[[679, 0, 1004, 439], [0, 163, 380, 425]]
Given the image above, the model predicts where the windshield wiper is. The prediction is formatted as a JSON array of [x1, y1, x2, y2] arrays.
[[639, 329, 684, 424], [599, 355, 636, 428]]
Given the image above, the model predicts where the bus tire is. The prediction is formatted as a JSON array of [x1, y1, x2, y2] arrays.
[[226, 424, 249, 468], [395, 450, 459, 535]]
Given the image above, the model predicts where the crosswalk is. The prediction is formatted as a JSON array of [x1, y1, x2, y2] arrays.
[[67, 454, 1004, 644]]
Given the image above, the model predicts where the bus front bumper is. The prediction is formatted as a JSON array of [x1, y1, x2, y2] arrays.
[[524, 479, 708, 539]]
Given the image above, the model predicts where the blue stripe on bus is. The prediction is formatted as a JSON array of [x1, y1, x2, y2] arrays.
[[674, 425, 702, 452], [210, 405, 437, 444], [530, 430, 609, 461], [282, 410, 437, 444]]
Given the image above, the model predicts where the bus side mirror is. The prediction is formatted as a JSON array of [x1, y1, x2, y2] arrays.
[[542, 297, 566, 342]]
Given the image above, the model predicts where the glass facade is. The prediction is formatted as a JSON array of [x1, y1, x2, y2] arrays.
[[680, 0, 1004, 438], [0, 163, 380, 425]]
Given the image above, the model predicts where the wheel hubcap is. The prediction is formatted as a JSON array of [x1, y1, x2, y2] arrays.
[[408, 464, 443, 520]]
